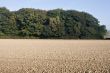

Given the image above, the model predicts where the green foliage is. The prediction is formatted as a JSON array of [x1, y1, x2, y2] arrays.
[[0, 8, 17, 36], [0, 7, 107, 39]]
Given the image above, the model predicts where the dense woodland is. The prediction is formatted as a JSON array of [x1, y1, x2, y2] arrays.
[[0, 7, 107, 39]]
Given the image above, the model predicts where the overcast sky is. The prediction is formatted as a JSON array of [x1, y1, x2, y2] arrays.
[[0, 0, 110, 30]]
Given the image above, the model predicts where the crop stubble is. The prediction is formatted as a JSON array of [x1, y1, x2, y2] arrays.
[[0, 39, 110, 73]]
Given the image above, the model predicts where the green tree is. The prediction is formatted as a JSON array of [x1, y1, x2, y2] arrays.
[[0, 7, 17, 36], [0, 7, 107, 39]]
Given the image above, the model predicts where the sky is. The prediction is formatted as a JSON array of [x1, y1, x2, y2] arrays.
[[0, 0, 110, 30]]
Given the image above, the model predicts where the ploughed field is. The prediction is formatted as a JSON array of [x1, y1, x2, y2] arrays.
[[0, 39, 110, 73]]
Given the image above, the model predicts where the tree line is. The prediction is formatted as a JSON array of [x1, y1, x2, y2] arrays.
[[0, 7, 107, 39]]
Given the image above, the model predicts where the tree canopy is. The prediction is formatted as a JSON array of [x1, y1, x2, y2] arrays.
[[0, 7, 107, 39]]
